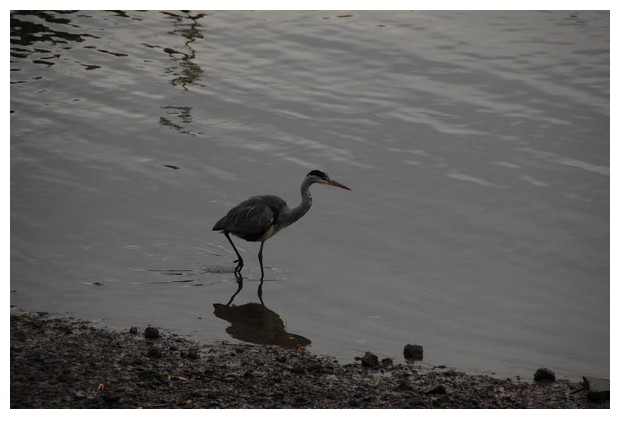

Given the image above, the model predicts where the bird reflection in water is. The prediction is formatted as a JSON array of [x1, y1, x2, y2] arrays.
[[213, 274, 311, 349], [212, 170, 348, 349]]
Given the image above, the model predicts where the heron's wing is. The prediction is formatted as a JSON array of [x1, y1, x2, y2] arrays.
[[213, 195, 287, 238]]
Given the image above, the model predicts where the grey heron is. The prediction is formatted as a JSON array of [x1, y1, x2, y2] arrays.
[[213, 170, 351, 279]]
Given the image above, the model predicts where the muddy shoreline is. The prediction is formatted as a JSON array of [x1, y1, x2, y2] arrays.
[[10, 312, 608, 409]]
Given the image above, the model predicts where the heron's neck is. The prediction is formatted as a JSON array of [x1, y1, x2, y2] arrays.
[[281, 177, 313, 226]]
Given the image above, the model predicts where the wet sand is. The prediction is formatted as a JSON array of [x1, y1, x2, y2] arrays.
[[10, 312, 608, 409]]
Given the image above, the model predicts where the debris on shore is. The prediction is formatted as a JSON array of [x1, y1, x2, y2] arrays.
[[10, 312, 608, 409], [404, 344, 424, 361]]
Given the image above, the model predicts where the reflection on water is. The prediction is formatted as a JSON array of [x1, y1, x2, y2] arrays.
[[10, 11, 96, 49], [153, 11, 205, 132], [162, 11, 205, 91], [139, 267, 312, 349], [213, 275, 311, 348]]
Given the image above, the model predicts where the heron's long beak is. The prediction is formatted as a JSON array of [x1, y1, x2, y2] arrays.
[[327, 178, 351, 190]]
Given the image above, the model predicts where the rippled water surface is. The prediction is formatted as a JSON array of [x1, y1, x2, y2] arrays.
[[11, 10, 609, 380]]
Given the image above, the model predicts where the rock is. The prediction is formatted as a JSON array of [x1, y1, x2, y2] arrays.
[[291, 365, 306, 374], [129, 327, 138, 335], [426, 384, 447, 395], [404, 344, 423, 361], [138, 369, 163, 382], [534, 368, 556, 382], [294, 396, 309, 405], [147, 347, 162, 358], [101, 393, 121, 404], [186, 347, 200, 360], [381, 357, 393, 367], [356, 352, 379, 367], [583, 377, 610, 402], [144, 327, 160, 339]]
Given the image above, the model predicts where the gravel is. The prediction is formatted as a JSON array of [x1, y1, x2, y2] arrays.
[[10, 312, 608, 409]]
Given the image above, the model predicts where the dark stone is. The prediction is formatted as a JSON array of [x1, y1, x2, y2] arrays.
[[381, 357, 393, 367], [129, 327, 138, 335], [426, 384, 447, 395], [294, 396, 309, 405], [357, 352, 379, 368], [102, 393, 121, 404], [138, 369, 163, 382], [291, 365, 306, 374], [432, 395, 450, 406], [583, 377, 610, 402], [186, 347, 200, 360], [404, 344, 424, 361], [147, 347, 162, 358], [348, 399, 361, 407], [534, 368, 556, 382], [144, 327, 160, 339]]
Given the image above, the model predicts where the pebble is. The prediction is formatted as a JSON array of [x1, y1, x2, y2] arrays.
[[144, 327, 160, 340], [426, 384, 447, 395], [356, 352, 379, 368], [534, 368, 556, 382], [404, 344, 424, 361], [102, 393, 121, 404], [583, 377, 610, 402], [291, 365, 306, 374], [186, 348, 200, 360], [147, 347, 162, 358], [381, 358, 393, 367]]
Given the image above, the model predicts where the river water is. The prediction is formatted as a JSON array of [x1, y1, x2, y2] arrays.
[[10, 10, 609, 381]]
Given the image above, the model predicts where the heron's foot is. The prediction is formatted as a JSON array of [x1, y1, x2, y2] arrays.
[[233, 258, 244, 274]]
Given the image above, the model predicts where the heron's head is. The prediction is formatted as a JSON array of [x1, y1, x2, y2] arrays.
[[306, 170, 351, 190]]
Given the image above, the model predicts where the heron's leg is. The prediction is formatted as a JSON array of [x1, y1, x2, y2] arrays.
[[226, 272, 244, 306], [224, 232, 244, 273], [258, 241, 265, 280], [257, 278, 264, 306]]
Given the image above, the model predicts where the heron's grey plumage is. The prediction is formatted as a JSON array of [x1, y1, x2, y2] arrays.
[[213, 170, 350, 279], [213, 195, 287, 242]]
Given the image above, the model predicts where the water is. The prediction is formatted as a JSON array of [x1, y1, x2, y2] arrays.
[[10, 10, 609, 381]]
